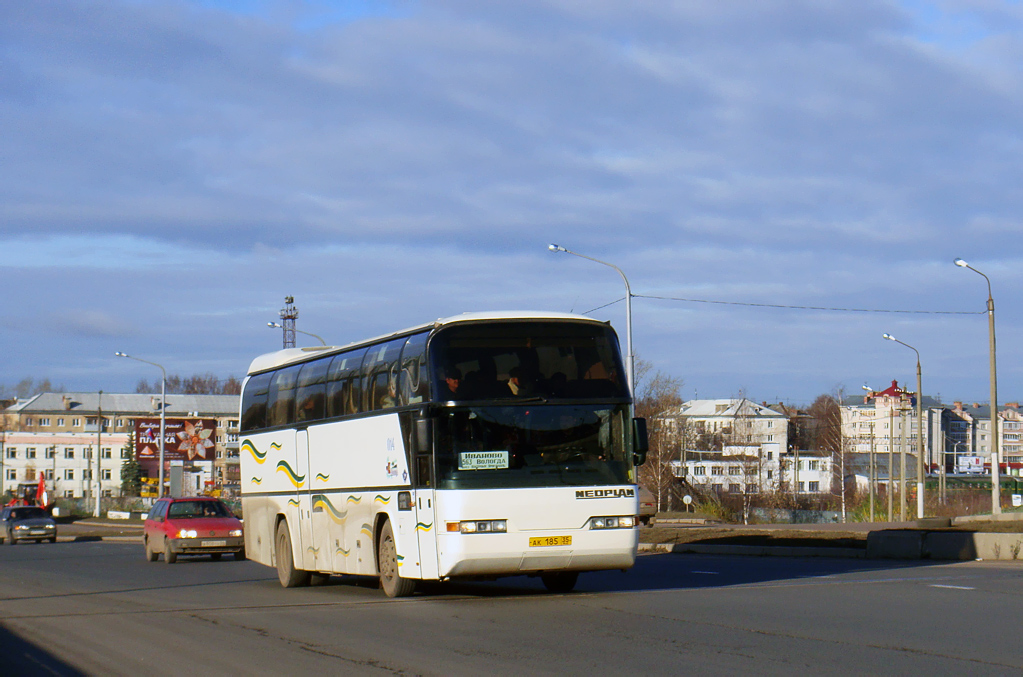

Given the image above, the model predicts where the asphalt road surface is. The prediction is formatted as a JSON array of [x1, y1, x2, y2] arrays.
[[1, 540, 1021, 675]]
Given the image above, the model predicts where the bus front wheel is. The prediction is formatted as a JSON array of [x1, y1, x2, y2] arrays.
[[275, 520, 311, 588], [541, 571, 578, 593], [377, 521, 415, 598]]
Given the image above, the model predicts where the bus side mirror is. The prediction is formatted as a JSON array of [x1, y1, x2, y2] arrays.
[[415, 417, 433, 454], [632, 417, 648, 466]]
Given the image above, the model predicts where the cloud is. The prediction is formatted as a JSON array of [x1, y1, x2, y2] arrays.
[[0, 0, 1021, 403]]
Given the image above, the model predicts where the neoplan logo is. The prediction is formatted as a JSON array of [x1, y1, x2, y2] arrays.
[[575, 488, 635, 499]]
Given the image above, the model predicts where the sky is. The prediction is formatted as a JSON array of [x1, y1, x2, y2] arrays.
[[1, 0, 1021, 406]]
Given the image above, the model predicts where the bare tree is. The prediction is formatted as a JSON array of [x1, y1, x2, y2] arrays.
[[634, 360, 685, 512]]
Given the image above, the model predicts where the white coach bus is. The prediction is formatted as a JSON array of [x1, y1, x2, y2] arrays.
[[239, 311, 648, 596]]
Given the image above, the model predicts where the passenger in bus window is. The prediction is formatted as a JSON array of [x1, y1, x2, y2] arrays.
[[440, 367, 462, 399]]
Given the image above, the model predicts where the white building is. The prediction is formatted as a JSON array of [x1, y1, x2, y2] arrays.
[[1, 392, 240, 499], [658, 399, 790, 494]]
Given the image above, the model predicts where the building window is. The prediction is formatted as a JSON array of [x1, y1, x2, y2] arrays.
[[102, 448, 112, 459], [809, 481, 820, 492], [102, 489, 113, 497], [766, 451, 773, 460], [57, 418, 64, 427], [83, 469, 92, 480], [729, 483, 741, 493], [64, 448, 75, 459], [27, 447, 36, 459], [809, 460, 820, 471], [728, 466, 741, 475], [5, 448, 16, 459], [38, 418, 50, 426], [798, 482, 805, 492], [45, 469, 54, 480], [72, 418, 81, 427], [766, 435, 774, 442], [712, 484, 723, 492], [766, 470, 773, 479], [767, 421, 774, 428], [64, 490, 74, 498], [694, 466, 706, 476], [5, 469, 15, 480], [101, 469, 111, 481], [25, 418, 33, 426], [65, 469, 74, 480], [711, 466, 723, 476], [45, 447, 55, 459]]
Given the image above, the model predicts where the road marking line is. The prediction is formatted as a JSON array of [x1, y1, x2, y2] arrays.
[[930, 584, 975, 590]]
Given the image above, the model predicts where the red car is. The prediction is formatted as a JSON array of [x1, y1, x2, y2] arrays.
[[143, 496, 245, 563]]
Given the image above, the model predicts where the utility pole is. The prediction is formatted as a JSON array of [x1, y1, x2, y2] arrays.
[[869, 421, 876, 523], [95, 391, 102, 517], [888, 406, 894, 522], [900, 406, 907, 522]]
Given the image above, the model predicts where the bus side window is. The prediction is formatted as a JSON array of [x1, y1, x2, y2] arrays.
[[399, 332, 429, 406], [295, 358, 330, 424], [240, 372, 272, 432], [364, 339, 405, 411], [267, 365, 300, 428], [327, 348, 366, 417]]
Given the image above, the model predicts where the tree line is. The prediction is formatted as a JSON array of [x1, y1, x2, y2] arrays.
[[0, 374, 242, 400], [135, 373, 242, 396]]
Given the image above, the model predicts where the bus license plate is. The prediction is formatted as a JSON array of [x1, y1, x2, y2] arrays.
[[529, 536, 572, 547], [202, 540, 227, 547]]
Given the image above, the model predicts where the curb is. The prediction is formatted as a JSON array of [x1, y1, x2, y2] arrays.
[[639, 542, 865, 558]]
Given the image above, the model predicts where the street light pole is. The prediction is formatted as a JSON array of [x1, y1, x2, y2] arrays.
[[116, 352, 167, 499], [954, 258, 1000, 515], [882, 334, 925, 518], [548, 244, 635, 398], [267, 322, 326, 346]]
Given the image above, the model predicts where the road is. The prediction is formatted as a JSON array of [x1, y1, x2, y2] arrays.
[[1, 540, 1021, 675]]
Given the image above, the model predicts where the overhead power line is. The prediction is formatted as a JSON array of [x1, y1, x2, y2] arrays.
[[582, 294, 985, 316]]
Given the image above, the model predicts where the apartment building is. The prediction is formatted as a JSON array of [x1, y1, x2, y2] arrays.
[[1, 392, 240, 498]]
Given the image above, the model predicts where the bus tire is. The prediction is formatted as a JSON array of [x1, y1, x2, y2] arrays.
[[275, 520, 310, 588], [541, 571, 578, 593], [377, 521, 415, 598]]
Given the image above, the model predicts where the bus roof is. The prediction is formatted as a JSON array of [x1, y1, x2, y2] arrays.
[[246, 310, 610, 375]]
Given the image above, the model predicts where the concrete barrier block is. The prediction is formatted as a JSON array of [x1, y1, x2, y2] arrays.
[[866, 530, 923, 559], [923, 532, 978, 560], [972, 533, 1023, 560]]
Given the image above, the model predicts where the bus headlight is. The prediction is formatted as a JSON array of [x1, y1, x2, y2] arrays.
[[589, 516, 636, 529], [446, 520, 507, 533]]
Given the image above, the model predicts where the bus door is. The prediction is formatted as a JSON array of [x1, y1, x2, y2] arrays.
[[413, 434, 439, 580], [296, 429, 316, 571]]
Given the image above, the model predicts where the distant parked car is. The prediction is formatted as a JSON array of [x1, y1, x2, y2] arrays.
[[143, 496, 245, 563], [638, 486, 656, 526], [1, 506, 57, 544]]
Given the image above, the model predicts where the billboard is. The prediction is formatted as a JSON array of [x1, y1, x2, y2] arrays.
[[135, 418, 218, 463]]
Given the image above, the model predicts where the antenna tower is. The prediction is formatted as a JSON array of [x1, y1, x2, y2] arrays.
[[279, 296, 298, 349]]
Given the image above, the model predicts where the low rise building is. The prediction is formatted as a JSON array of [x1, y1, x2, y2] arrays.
[[1, 392, 239, 498]]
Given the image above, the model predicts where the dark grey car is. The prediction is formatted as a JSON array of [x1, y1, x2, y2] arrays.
[[1, 506, 57, 544]]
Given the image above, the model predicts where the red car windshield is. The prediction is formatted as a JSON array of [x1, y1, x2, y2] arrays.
[[167, 501, 230, 518]]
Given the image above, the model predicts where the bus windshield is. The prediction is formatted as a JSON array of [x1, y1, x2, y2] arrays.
[[434, 404, 632, 489], [430, 321, 628, 402]]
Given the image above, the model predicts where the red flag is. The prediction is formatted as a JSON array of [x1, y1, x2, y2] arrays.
[[36, 471, 47, 507]]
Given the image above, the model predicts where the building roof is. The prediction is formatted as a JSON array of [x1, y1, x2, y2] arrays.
[[674, 399, 786, 419], [6, 392, 239, 417]]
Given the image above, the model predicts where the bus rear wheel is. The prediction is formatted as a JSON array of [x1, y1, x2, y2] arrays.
[[275, 520, 311, 588], [377, 521, 415, 598], [541, 572, 578, 593]]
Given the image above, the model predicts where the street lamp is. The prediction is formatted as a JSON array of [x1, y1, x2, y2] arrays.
[[882, 333, 925, 519], [548, 244, 635, 398], [116, 352, 167, 498], [954, 257, 1000, 515], [863, 385, 876, 522], [267, 322, 326, 346]]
